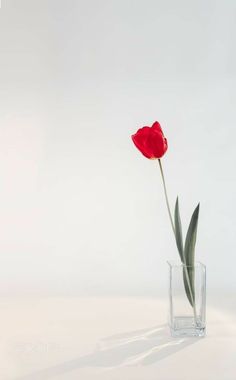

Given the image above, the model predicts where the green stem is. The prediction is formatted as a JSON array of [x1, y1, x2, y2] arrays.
[[158, 159, 175, 236]]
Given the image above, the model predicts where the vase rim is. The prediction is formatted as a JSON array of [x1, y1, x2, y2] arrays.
[[167, 260, 206, 269]]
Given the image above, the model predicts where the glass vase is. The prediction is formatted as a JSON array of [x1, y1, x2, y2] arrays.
[[168, 261, 206, 337]]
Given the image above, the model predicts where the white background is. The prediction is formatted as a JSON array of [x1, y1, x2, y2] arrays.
[[0, 0, 235, 297]]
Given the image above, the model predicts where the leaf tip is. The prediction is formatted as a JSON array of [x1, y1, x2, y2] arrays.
[[175, 196, 179, 207]]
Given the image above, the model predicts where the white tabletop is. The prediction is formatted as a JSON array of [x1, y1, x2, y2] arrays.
[[0, 295, 235, 380]]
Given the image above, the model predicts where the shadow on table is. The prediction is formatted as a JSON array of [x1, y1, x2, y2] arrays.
[[15, 324, 199, 379]]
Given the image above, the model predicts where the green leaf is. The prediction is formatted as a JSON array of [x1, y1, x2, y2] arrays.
[[184, 203, 200, 306], [174, 197, 193, 307], [174, 197, 184, 262]]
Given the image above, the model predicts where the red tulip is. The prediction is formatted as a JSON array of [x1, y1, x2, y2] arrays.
[[131, 121, 168, 159]]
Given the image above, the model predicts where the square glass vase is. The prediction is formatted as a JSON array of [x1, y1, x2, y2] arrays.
[[168, 261, 206, 338]]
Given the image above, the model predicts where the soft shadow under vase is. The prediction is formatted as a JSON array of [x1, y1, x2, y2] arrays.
[[168, 261, 206, 337]]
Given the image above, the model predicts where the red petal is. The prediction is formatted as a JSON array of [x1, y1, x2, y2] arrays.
[[131, 127, 154, 159]]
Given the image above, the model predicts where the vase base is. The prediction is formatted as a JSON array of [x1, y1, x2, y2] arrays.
[[170, 316, 205, 338]]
